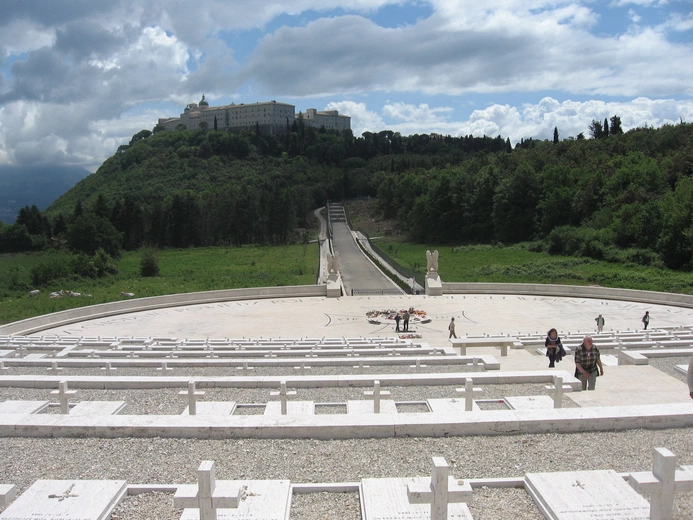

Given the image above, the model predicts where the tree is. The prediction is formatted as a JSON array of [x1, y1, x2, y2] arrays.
[[553, 127, 559, 145], [66, 214, 123, 257], [610, 115, 623, 135], [213, 116, 218, 131], [589, 120, 604, 139], [128, 129, 152, 146], [603, 118, 610, 138]]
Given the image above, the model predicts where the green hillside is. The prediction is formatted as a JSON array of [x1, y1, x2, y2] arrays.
[[6, 119, 693, 272]]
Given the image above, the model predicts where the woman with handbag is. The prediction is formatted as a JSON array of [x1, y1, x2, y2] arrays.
[[545, 328, 565, 368]]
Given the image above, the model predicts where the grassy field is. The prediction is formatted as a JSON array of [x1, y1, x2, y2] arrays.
[[372, 239, 693, 295], [0, 244, 319, 325]]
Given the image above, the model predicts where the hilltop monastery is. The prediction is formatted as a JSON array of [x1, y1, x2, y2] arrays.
[[158, 96, 351, 135]]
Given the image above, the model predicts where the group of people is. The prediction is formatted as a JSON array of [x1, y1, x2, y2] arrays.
[[594, 311, 650, 332], [545, 330, 604, 390], [394, 309, 411, 332]]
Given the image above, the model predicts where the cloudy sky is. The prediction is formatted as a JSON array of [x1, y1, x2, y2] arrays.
[[0, 0, 692, 172]]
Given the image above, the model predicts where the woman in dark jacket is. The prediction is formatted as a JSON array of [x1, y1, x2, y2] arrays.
[[545, 328, 564, 368]]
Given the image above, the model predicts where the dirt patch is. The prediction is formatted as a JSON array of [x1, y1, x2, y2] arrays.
[[345, 199, 400, 237]]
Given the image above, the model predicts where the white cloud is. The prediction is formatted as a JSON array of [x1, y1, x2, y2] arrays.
[[335, 97, 693, 143], [325, 100, 384, 135], [0, 1, 692, 169]]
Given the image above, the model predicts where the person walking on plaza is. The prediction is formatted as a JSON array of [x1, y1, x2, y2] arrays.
[[448, 317, 457, 339], [574, 336, 604, 390], [394, 313, 401, 332], [595, 314, 605, 333], [642, 311, 650, 330], [403, 310, 410, 332], [545, 328, 565, 368]]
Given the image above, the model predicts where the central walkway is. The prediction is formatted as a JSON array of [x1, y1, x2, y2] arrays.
[[330, 220, 402, 295]]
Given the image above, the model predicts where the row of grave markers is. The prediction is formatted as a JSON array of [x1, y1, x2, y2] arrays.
[[1, 449, 691, 520], [31, 376, 571, 416]]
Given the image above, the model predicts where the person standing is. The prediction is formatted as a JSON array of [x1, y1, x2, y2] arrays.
[[402, 310, 410, 332], [642, 311, 650, 330], [545, 328, 564, 368], [448, 318, 457, 339], [595, 314, 605, 333], [574, 336, 604, 391], [688, 355, 693, 400], [394, 313, 402, 332]]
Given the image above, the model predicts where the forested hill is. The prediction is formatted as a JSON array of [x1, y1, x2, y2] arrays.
[[40, 120, 693, 269]]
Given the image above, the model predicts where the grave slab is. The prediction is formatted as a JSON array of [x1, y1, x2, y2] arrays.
[[505, 395, 556, 410], [347, 399, 398, 414], [0, 400, 50, 414], [361, 477, 473, 520], [0, 484, 17, 507], [182, 401, 237, 416], [264, 401, 314, 415], [69, 401, 126, 416], [179, 479, 291, 520], [426, 398, 481, 413], [525, 470, 650, 520], [0, 479, 127, 520]]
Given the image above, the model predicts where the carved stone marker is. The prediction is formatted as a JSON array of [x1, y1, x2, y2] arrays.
[[179, 380, 205, 416], [407, 457, 473, 520], [49, 380, 78, 414], [628, 447, 693, 520], [361, 456, 473, 520], [0, 479, 127, 520], [178, 476, 291, 520], [174, 461, 241, 520], [525, 469, 650, 519], [364, 380, 391, 413]]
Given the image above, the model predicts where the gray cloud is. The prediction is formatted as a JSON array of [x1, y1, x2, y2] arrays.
[[0, 1, 691, 171]]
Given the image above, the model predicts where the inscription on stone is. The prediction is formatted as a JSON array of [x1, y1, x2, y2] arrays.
[[0, 479, 127, 520], [525, 470, 650, 520]]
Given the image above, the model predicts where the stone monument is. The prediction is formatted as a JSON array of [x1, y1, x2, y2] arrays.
[[326, 251, 341, 297], [425, 250, 443, 296]]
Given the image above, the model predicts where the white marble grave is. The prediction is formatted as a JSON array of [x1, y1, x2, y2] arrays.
[[263, 401, 314, 415], [68, 401, 126, 416], [505, 395, 555, 410], [426, 398, 481, 413], [0, 400, 50, 414], [179, 479, 291, 520], [182, 401, 237, 416], [361, 477, 472, 520], [0, 479, 127, 520], [525, 470, 650, 520], [347, 399, 398, 414]]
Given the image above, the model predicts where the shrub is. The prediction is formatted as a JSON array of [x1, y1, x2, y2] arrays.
[[31, 258, 72, 286], [140, 248, 160, 277]]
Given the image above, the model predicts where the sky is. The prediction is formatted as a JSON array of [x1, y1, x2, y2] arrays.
[[0, 0, 692, 172]]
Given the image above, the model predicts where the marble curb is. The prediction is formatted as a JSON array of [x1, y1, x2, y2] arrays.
[[0, 370, 580, 390], [1, 403, 690, 439]]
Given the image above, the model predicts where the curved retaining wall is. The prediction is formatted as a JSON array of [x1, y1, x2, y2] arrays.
[[443, 282, 693, 308], [0, 285, 327, 336]]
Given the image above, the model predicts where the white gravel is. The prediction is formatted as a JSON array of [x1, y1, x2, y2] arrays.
[[1, 360, 692, 519]]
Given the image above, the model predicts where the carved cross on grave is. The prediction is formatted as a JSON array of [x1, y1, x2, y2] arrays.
[[49, 380, 78, 414], [364, 380, 390, 413], [179, 380, 205, 416], [544, 375, 572, 409], [174, 461, 243, 520], [455, 378, 483, 411], [629, 447, 693, 520], [270, 381, 297, 415], [48, 483, 79, 502], [407, 457, 473, 520]]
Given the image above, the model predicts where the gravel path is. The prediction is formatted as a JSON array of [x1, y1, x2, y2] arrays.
[[1, 431, 692, 519]]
